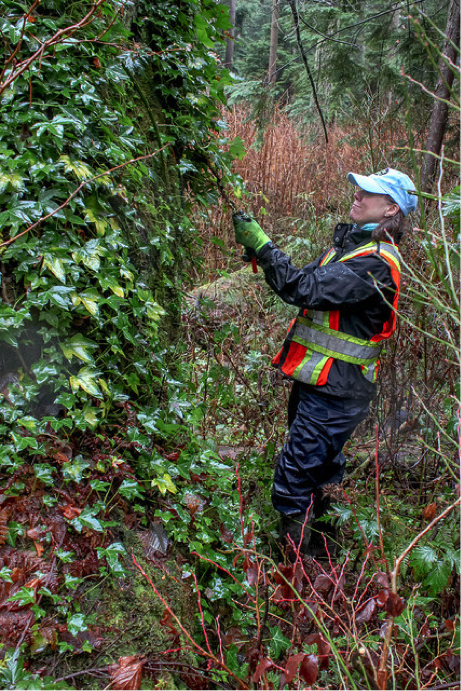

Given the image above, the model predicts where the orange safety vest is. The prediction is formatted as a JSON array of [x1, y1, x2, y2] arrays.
[[272, 241, 401, 386]]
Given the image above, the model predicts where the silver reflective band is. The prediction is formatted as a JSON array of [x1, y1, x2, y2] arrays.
[[297, 351, 326, 385], [293, 321, 381, 361]]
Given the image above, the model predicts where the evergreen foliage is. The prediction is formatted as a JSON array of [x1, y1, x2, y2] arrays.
[[227, 0, 451, 125]]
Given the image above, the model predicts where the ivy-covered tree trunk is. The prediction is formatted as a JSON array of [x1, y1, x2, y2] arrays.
[[0, 0, 236, 682]]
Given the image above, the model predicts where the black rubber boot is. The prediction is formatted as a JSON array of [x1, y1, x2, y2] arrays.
[[309, 495, 339, 560], [279, 511, 314, 559]]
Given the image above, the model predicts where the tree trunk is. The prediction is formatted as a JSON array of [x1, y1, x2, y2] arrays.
[[224, 0, 236, 70], [420, 0, 460, 193], [268, 0, 279, 84]]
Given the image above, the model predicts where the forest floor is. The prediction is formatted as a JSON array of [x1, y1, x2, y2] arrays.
[[1, 243, 459, 691]]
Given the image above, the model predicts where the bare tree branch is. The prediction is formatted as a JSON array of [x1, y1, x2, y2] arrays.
[[286, 0, 329, 144]]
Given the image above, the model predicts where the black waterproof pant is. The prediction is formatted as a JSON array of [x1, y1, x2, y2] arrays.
[[272, 382, 370, 516]]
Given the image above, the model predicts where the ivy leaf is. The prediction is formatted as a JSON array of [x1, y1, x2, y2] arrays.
[[84, 207, 108, 235], [43, 256, 67, 283], [60, 334, 97, 364], [96, 542, 126, 576], [67, 613, 88, 636], [151, 474, 177, 495], [0, 171, 24, 192], [69, 367, 102, 398], [70, 506, 103, 533], [118, 479, 143, 500], [62, 455, 91, 482]]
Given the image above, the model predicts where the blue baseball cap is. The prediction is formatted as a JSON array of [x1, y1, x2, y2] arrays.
[[347, 168, 418, 216]]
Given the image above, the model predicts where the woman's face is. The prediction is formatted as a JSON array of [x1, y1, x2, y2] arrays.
[[350, 189, 399, 226]]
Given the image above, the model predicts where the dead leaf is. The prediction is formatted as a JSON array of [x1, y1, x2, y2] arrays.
[[242, 557, 258, 587], [109, 655, 144, 690], [26, 527, 41, 541], [0, 508, 9, 547], [33, 541, 44, 558], [62, 505, 81, 520], [313, 574, 332, 593], [385, 592, 405, 617], [376, 571, 389, 588], [423, 502, 437, 521], [252, 657, 273, 682], [285, 653, 306, 684], [219, 524, 233, 543], [377, 589, 389, 606], [355, 599, 377, 624], [300, 654, 318, 685]]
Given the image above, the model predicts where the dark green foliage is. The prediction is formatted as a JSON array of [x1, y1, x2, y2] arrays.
[[227, 0, 450, 125], [0, 0, 242, 682]]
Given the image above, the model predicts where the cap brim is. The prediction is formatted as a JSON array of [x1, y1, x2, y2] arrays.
[[347, 172, 387, 195]]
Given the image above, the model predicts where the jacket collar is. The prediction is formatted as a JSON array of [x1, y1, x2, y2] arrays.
[[333, 223, 378, 251]]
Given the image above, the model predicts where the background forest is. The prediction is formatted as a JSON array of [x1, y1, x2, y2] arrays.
[[0, 0, 459, 689]]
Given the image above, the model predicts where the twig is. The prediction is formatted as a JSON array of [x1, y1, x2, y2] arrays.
[[391, 496, 461, 592], [191, 571, 212, 656], [0, 0, 108, 96], [374, 425, 390, 577], [0, 148, 168, 249], [52, 668, 109, 683], [423, 683, 461, 690], [286, 0, 329, 144], [0, 0, 42, 83], [131, 553, 249, 690]]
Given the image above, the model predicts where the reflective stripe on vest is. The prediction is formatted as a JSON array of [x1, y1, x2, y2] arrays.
[[273, 241, 401, 386]]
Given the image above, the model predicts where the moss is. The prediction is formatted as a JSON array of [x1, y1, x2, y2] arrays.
[[44, 527, 198, 689]]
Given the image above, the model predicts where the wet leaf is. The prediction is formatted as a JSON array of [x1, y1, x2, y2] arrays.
[[355, 599, 377, 623], [299, 654, 318, 684], [219, 524, 233, 543], [285, 653, 305, 684], [313, 574, 332, 592], [252, 657, 272, 682], [385, 592, 406, 616], [109, 655, 144, 690], [376, 571, 389, 588], [423, 502, 437, 521], [243, 557, 258, 587]]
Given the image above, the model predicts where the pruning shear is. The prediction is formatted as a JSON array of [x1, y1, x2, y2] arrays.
[[207, 158, 258, 274]]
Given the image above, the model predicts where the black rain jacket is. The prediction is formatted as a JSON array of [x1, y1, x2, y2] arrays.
[[257, 223, 399, 400]]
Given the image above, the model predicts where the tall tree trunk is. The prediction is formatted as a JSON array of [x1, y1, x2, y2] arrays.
[[224, 0, 236, 70], [420, 0, 460, 193], [268, 0, 279, 84]]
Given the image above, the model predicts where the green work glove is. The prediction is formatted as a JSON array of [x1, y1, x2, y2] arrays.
[[232, 212, 271, 253]]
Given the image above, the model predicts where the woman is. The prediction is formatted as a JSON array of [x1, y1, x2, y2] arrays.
[[233, 168, 417, 557]]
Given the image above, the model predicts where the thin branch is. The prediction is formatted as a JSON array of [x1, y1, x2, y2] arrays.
[[0, 0, 108, 96], [391, 496, 461, 592], [0, 148, 168, 250], [286, 0, 328, 144], [131, 553, 249, 690], [298, 16, 358, 47], [374, 425, 390, 577], [0, 0, 42, 83]]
